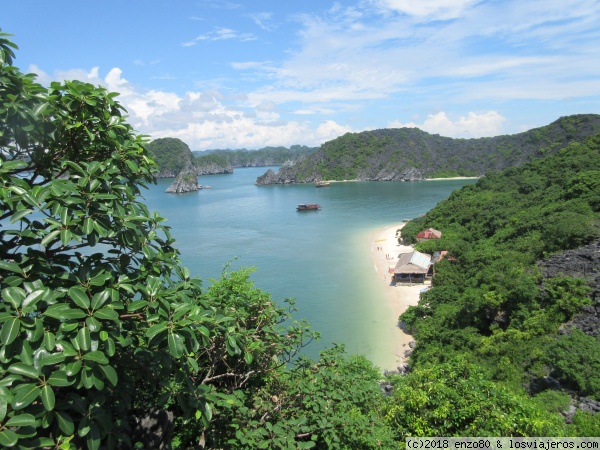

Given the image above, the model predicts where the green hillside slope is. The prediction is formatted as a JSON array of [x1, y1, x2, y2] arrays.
[[256, 114, 600, 184], [387, 133, 600, 436]]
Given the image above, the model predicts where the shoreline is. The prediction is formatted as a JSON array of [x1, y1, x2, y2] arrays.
[[369, 223, 426, 372], [424, 176, 479, 181]]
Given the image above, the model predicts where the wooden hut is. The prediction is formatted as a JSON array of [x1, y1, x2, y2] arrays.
[[393, 251, 432, 284]]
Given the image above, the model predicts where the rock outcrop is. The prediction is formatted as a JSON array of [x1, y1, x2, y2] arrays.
[[539, 239, 600, 336], [165, 167, 201, 193], [197, 161, 233, 175]]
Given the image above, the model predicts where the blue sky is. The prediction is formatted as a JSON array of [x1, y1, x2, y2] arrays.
[[3, 0, 600, 150]]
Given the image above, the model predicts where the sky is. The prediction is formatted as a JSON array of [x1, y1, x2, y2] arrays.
[[3, 0, 600, 151]]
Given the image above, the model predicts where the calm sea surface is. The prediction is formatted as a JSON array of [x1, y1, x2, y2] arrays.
[[142, 167, 476, 370]]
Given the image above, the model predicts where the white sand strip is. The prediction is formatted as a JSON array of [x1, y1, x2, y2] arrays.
[[369, 223, 426, 371]]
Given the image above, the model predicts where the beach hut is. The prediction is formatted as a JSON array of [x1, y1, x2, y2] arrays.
[[416, 228, 442, 242], [393, 251, 432, 284]]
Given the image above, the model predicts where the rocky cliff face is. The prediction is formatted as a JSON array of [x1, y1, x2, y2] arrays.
[[536, 239, 600, 418], [197, 162, 233, 175], [539, 239, 600, 336], [255, 166, 425, 185], [165, 167, 201, 193]]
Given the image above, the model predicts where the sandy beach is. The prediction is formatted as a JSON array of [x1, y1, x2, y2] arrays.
[[369, 223, 427, 371]]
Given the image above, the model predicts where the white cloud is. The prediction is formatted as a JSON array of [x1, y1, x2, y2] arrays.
[[389, 111, 506, 137], [182, 27, 256, 46], [316, 120, 353, 140], [31, 63, 350, 149], [372, 0, 479, 20], [248, 12, 274, 31]]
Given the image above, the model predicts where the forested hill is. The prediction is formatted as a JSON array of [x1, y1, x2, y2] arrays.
[[395, 133, 600, 434], [256, 114, 600, 184], [146, 137, 199, 178], [194, 145, 318, 167]]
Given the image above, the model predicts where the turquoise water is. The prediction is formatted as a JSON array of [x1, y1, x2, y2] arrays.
[[142, 168, 476, 370]]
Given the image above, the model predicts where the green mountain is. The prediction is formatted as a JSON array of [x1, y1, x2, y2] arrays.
[[146, 137, 198, 178], [393, 133, 600, 434], [195, 145, 318, 167], [256, 114, 600, 184]]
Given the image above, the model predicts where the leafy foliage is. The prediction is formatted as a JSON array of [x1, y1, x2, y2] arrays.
[[396, 133, 600, 435], [544, 330, 600, 399], [383, 359, 558, 437]]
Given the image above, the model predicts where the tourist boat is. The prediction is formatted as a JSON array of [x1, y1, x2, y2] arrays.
[[296, 203, 321, 211], [316, 181, 330, 187]]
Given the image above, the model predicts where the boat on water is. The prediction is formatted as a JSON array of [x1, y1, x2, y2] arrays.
[[316, 181, 330, 187], [297, 203, 321, 211]]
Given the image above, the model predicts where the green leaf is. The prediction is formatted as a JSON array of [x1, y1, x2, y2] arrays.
[[146, 322, 168, 340], [81, 366, 94, 389], [8, 362, 39, 379], [127, 299, 148, 312], [93, 307, 118, 321], [86, 423, 102, 450], [9, 208, 34, 224], [0, 260, 23, 273], [78, 416, 91, 437], [5, 412, 36, 427], [105, 338, 116, 357], [99, 364, 118, 386], [2, 287, 25, 309], [41, 385, 55, 411], [82, 351, 108, 364], [0, 429, 18, 447], [85, 316, 102, 332], [83, 217, 94, 235], [36, 350, 66, 368], [64, 360, 82, 377], [43, 332, 56, 352], [47, 370, 72, 387], [12, 384, 41, 409], [0, 387, 8, 422], [77, 327, 91, 351], [22, 289, 47, 311], [1, 317, 20, 345], [69, 286, 90, 309], [55, 410, 75, 436], [41, 229, 60, 247], [90, 290, 110, 310], [44, 304, 86, 320], [168, 333, 184, 358], [146, 276, 161, 296]]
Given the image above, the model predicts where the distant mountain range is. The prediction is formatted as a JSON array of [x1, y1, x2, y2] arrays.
[[194, 145, 318, 168], [256, 114, 600, 185]]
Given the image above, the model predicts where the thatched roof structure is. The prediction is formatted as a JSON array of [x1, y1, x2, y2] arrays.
[[394, 251, 431, 275]]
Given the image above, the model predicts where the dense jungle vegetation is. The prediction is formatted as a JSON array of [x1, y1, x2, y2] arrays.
[[257, 114, 600, 183], [1, 31, 599, 449], [400, 134, 600, 435], [146, 137, 198, 178]]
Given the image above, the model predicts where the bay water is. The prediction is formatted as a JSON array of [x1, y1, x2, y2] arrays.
[[142, 167, 476, 370]]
